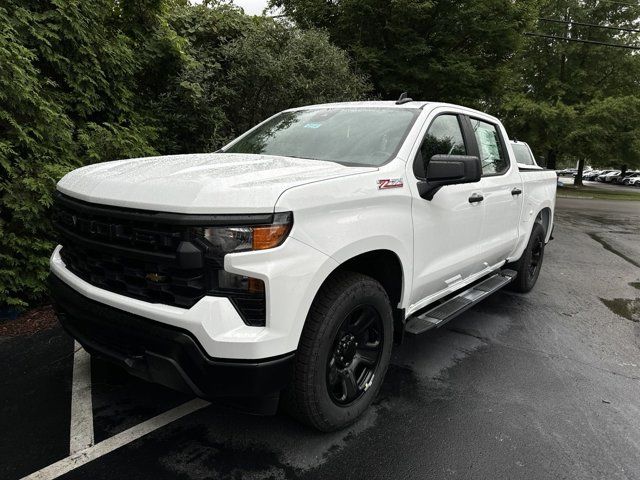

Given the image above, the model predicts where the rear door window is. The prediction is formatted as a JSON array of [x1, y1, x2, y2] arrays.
[[469, 119, 509, 176]]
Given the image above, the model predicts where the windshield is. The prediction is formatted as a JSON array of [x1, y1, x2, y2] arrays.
[[511, 143, 535, 165], [224, 108, 419, 166]]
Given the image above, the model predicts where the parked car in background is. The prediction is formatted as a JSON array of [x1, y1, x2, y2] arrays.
[[510, 140, 543, 170], [556, 168, 577, 177], [582, 170, 602, 181], [575, 168, 593, 178], [627, 176, 640, 187], [608, 171, 629, 183], [598, 170, 621, 182], [620, 172, 640, 185]]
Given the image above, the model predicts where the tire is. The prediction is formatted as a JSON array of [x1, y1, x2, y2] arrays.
[[507, 222, 546, 293], [282, 271, 393, 431]]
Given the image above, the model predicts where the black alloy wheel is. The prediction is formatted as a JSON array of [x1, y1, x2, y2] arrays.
[[527, 236, 544, 283], [326, 305, 383, 405], [282, 271, 393, 431]]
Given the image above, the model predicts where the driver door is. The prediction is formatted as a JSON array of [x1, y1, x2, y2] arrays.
[[408, 112, 485, 311]]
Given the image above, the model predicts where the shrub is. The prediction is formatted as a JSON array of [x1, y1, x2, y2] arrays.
[[0, 0, 369, 309]]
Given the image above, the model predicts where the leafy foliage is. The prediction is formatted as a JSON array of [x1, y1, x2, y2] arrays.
[[2, 0, 639, 308], [0, 0, 158, 308], [274, 0, 640, 175], [500, 0, 640, 176], [0, 0, 368, 309], [152, 3, 368, 153], [567, 96, 640, 170], [270, 0, 538, 107]]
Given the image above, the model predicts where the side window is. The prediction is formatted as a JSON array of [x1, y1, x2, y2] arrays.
[[469, 118, 508, 175], [414, 114, 466, 178], [511, 143, 535, 165]]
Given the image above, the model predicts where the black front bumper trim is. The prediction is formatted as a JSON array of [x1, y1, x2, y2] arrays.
[[49, 274, 294, 399]]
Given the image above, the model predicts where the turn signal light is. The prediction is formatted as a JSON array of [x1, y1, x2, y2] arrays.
[[253, 224, 291, 250]]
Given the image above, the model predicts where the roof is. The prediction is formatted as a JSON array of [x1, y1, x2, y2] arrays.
[[290, 100, 429, 110], [288, 101, 501, 123]]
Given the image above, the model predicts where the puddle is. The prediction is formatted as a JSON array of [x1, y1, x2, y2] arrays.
[[600, 298, 640, 322]]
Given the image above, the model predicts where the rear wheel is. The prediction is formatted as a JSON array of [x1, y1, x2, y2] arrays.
[[508, 222, 546, 293], [283, 271, 393, 431]]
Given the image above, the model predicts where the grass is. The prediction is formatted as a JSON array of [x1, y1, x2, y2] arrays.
[[557, 184, 640, 201]]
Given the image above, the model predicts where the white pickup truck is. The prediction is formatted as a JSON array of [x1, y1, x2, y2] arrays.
[[50, 100, 556, 431]]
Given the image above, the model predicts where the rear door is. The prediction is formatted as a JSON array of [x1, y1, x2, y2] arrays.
[[465, 116, 524, 267], [407, 111, 485, 311]]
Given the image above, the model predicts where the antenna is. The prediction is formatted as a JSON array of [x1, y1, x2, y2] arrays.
[[396, 92, 413, 105]]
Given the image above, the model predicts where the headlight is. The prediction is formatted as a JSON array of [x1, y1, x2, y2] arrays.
[[190, 212, 292, 327], [196, 212, 293, 256], [203, 226, 253, 254]]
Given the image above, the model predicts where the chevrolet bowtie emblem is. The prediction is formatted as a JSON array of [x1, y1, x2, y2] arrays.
[[146, 273, 167, 283]]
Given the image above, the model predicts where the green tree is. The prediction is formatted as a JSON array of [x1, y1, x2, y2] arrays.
[[0, 0, 368, 310], [152, 3, 369, 153], [567, 96, 640, 175], [0, 0, 160, 309], [501, 0, 640, 183], [270, 0, 537, 107]]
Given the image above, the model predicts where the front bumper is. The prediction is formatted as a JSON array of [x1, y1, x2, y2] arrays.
[[50, 235, 337, 360], [49, 274, 294, 398]]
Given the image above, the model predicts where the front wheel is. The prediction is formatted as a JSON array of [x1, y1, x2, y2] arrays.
[[282, 271, 393, 431], [507, 222, 546, 293]]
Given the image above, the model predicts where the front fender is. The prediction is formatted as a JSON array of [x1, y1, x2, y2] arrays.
[[276, 167, 414, 309]]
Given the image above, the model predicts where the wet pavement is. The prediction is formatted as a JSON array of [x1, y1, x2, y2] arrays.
[[2, 197, 639, 480]]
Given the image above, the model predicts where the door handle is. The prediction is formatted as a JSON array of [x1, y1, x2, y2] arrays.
[[468, 193, 484, 203], [511, 187, 522, 196]]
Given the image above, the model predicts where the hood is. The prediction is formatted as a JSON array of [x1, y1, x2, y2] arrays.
[[57, 153, 376, 213]]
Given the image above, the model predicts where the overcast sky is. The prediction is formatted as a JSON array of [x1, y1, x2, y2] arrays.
[[191, 0, 271, 16], [233, 0, 270, 15]]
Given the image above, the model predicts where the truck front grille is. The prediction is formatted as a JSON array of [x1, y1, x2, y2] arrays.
[[59, 240, 205, 308], [52, 192, 266, 325]]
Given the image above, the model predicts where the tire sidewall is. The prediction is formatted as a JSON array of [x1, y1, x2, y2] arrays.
[[520, 223, 546, 291], [311, 279, 393, 428]]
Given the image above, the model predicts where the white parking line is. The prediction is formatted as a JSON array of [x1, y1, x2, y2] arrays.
[[69, 342, 93, 454], [21, 398, 210, 480]]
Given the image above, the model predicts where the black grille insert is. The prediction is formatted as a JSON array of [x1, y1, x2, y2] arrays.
[[52, 192, 266, 325]]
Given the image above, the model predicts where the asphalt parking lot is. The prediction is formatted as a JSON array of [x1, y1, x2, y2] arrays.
[[2, 196, 639, 480]]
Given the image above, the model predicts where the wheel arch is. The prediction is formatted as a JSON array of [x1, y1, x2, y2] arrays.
[[309, 248, 408, 345], [507, 202, 554, 264], [535, 206, 553, 242]]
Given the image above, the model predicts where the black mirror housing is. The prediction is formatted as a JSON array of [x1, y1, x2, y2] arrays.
[[417, 154, 481, 200]]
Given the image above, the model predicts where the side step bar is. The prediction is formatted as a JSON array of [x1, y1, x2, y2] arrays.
[[405, 270, 517, 335]]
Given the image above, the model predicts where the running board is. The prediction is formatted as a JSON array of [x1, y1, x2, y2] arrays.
[[405, 270, 517, 335]]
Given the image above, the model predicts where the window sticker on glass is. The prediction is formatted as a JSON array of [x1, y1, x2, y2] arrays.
[[470, 119, 508, 175], [304, 123, 322, 129]]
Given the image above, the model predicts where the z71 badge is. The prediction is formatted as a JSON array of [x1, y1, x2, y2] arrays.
[[377, 178, 404, 189]]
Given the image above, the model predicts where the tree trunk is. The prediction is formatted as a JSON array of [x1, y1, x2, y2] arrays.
[[546, 149, 557, 170], [574, 158, 585, 186]]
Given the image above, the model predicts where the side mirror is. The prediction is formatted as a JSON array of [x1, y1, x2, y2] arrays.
[[417, 154, 482, 200], [537, 156, 546, 168]]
